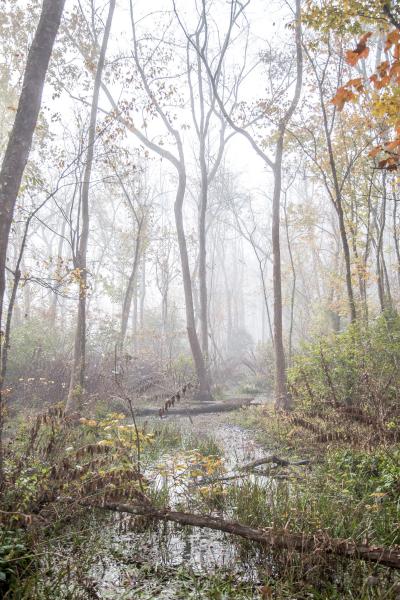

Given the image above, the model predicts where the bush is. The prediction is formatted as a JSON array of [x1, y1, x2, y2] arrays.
[[288, 310, 400, 420]]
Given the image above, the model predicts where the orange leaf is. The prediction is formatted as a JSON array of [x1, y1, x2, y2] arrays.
[[389, 61, 400, 78], [369, 146, 381, 158], [384, 139, 400, 151], [345, 32, 372, 66], [385, 29, 400, 51], [360, 31, 373, 45], [331, 86, 355, 110], [375, 75, 390, 89], [378, 61, 389, 76], [346, 50, 361, 66], [348, 77, 364, 91]]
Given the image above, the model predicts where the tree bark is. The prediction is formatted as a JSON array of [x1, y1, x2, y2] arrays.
[[0, 0, 65, 488], [99, 503, 400, 570], [65, 0, 115, 415], [120, 220, 143, 349], [315, 65, 357, 323], [272, 0, 302, 410], [272, 137, 288, 408], [174, 170, 211, 400]]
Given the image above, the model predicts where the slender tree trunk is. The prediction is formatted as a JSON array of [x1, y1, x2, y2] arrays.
[[174, 170, 211, 400], [284, 201, 296, 365], [120, 224, 142, 349], [392, 191, 400, 290], [132, 276, 138, 353], [198, 156, 209, 358], [272, 137, 288, 409], [49, 215, 68, 326], [273, 0, 302, 410], [220, 252, 233, 349], [317, 81, 357, 323], [139, 251, 146, 329], [0, 0, 65, 489], [65, 0, 115, 415], [0, 0, 65, 338]]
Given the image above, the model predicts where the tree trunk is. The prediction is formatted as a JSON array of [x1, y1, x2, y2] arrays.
[[284, 201, 296, 365], [120, 222, 143, 349], [198, 156, 209, 359], [317, 73, 357, 323], [272, 137, 289, 409], [393, 192, 400, 290], [174, 170, 211, 401], [0, 0, 65, 330], [65, 0, 115, 415], [0, 0, 65, 488], [100, 503, 400, 570], [139, 251, 146, 329], [132, 276, 138, 353], [273, 0, 302, 410]]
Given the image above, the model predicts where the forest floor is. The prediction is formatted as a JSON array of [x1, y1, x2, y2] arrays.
[[4, 394, 400, 599]]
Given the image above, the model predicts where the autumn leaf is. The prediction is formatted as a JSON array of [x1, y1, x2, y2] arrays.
[[385, 29, 400, 51], [378, 158, 388, 169], [378, 61, 389, 77], [384, 140, 400, 152], [374, 75, 390, 90], [348, 77, 364, 91], [331, 86, 355, 110], [389, 62, 400, 79], [345, 32, 372, 66], [369, 146, 381, 158]]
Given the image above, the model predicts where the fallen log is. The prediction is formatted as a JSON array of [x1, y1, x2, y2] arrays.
[[98, 502, 400, 570], [134, 399, 254, 417], [191, 469, 300, 486]]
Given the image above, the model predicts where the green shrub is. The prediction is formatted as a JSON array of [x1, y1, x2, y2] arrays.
[[288, 310, 400, 417]]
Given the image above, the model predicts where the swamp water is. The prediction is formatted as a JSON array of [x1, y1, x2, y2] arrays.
[[91, 416, 272, 598]]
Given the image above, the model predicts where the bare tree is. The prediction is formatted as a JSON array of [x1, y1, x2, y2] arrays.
[[99, 4, 212, 400], [180, 0, 303, 409], [65, 0, 116, 415]]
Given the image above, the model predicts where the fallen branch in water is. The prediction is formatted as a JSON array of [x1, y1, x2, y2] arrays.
[[239, 455, 310, 471], [97, 502, 400, 570], [191, 454, 310, 486]]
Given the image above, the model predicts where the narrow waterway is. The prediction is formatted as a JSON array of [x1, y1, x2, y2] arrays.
[[92, 408, 270, 597]]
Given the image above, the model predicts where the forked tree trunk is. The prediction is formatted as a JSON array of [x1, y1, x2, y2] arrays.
[[104, 4, 212, 399], [65, 0, 115, 415], [194, 0, 302, 410]]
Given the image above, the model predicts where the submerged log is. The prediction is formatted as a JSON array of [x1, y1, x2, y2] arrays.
[[98, 502, 400, 570]]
